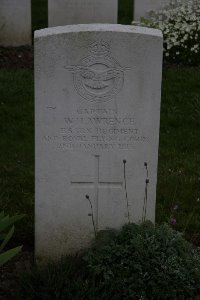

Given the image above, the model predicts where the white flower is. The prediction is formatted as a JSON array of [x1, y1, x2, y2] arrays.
[[137, 0, 200, 64]]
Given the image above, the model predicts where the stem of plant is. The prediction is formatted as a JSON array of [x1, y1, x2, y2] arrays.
[[85, 195, 97, 238], [142, 162, 149, 223], [123, 159, 130, 224]]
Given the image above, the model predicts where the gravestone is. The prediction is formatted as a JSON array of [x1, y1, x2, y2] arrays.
[[35, 24, 163, 262], [0, 0, 31, 46], [48, 0, 118, 27], [134, 0, 172, 21]]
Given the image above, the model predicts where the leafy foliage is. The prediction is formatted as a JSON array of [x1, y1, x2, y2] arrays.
[[19, 223, 200, 300], [140, 0, 200, 65], [0, 212, 24, 267], [84, 223, 200, 299]]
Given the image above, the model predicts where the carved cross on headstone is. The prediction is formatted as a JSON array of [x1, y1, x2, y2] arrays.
[[71, 155, 123, 229]]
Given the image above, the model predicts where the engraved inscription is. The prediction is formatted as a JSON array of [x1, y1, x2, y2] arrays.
[[65, 41, 126, 102], [43, 108, 148, 151]]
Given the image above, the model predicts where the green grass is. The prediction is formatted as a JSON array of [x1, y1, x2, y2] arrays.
[[0, 67, 199, 244], [0, 70, 34, 244], [157, 67, 200, 238]]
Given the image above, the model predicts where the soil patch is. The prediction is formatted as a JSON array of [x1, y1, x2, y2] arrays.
[[0, 47, 33, 69]]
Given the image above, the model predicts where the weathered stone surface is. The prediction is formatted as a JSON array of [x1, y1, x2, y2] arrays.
[[0, 0, 31, 46], [35, 24, 163, 262], [134, 0, 172, 21], [48, 0, 118, 27]]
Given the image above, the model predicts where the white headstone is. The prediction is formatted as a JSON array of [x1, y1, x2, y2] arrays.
[[35, 24, 163, 262], [0, 0, 31, 46], [134, 0, 172, 21], [48, 0, 118, 27]]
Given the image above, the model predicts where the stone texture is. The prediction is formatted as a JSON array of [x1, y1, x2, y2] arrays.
[[134, 0, 172, 21], [0, 0, 31, 46], [35, 24, 163, 262], [48, 0, 118, 27]]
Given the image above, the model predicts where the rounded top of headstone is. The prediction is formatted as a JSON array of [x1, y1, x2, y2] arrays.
[[34, 24, 163, 40]]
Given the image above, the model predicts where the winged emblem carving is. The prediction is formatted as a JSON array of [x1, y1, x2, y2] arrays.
[[65, 40, 127, 102]]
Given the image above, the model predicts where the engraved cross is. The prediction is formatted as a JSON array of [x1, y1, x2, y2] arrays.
[[71, 155, 123, 229]]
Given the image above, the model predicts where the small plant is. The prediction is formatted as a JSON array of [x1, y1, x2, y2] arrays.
[[139, 0, 200, 65], [0, 211, 24, 267], [19, 223, 200, 300], [142, 162, 149, 223], [123, 159, 131, 223], [84, 223, 200, 300]]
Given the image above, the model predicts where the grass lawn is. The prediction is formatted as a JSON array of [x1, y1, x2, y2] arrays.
[[157, 67, 200, 239], [0, 70, 34, 244], [0, 0, 200, 246]]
